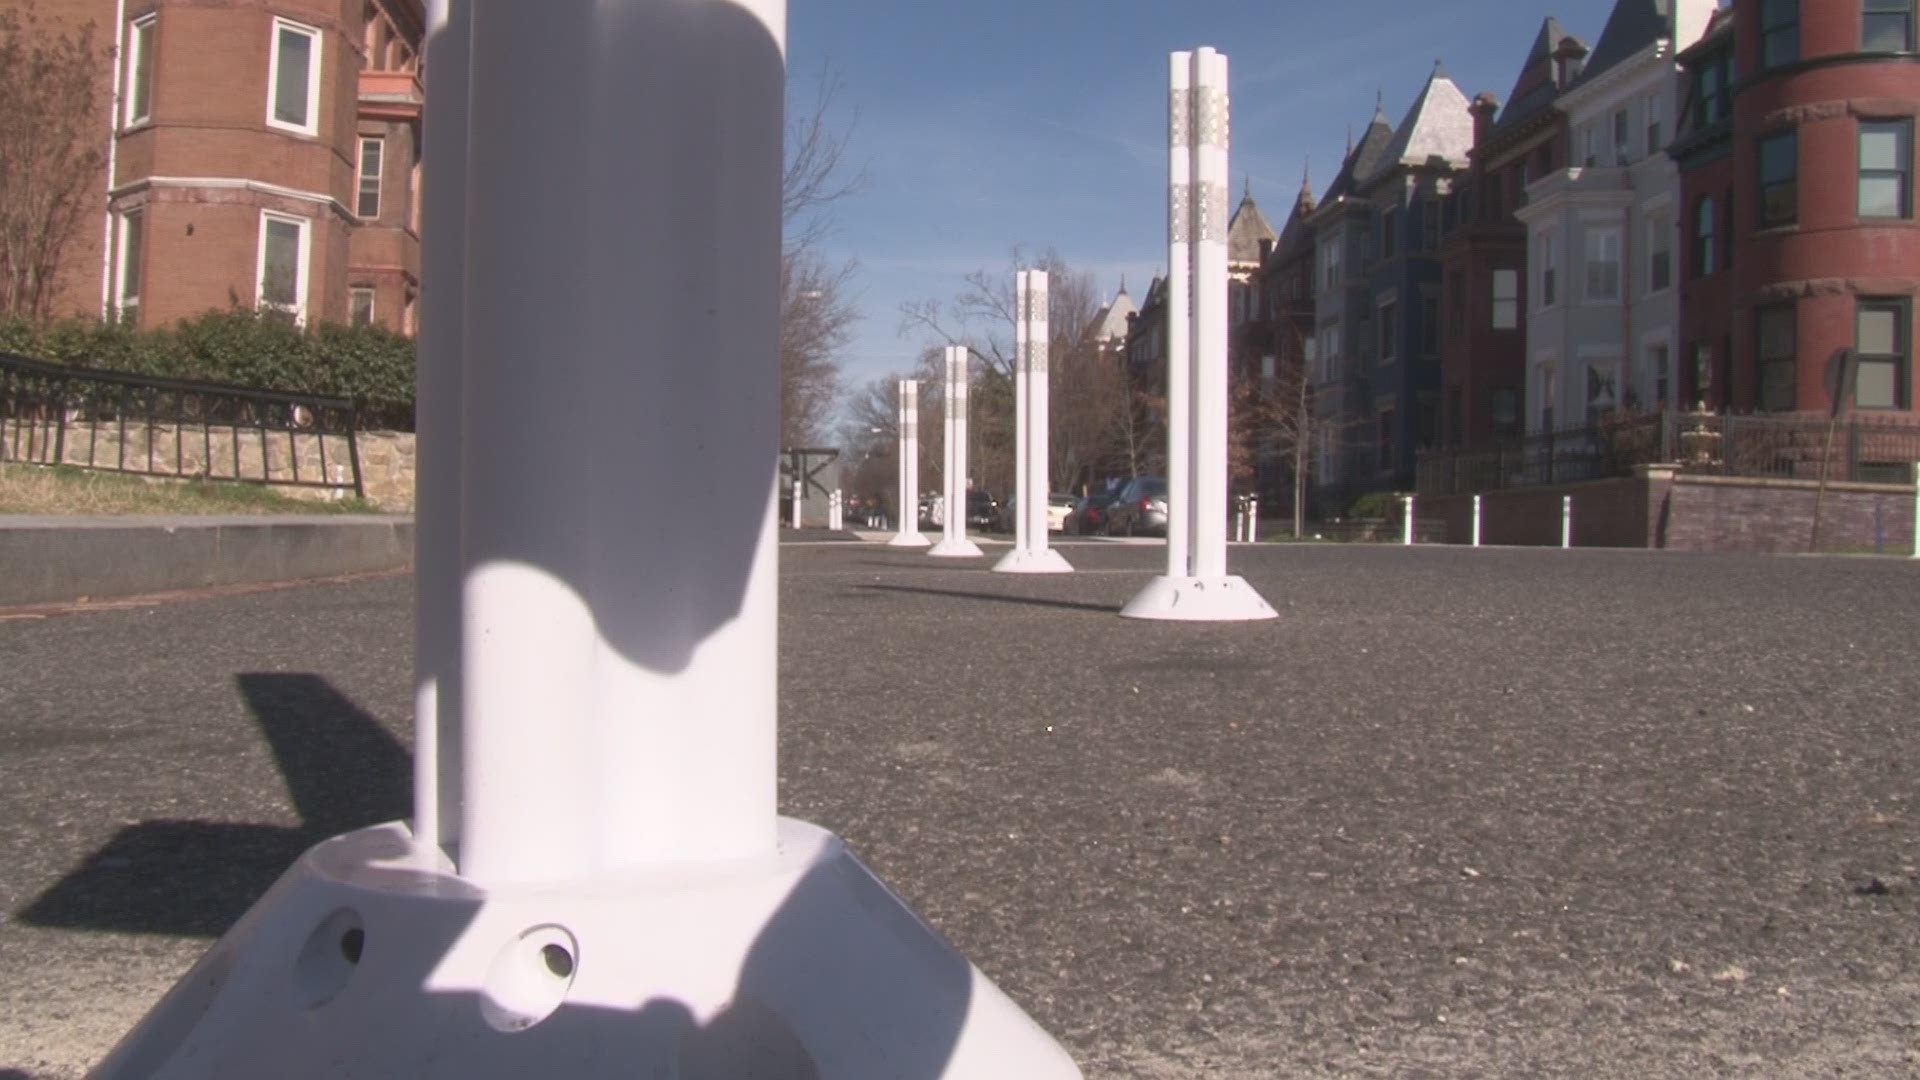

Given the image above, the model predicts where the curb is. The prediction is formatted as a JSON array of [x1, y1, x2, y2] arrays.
[[0, 515, 414, 607]]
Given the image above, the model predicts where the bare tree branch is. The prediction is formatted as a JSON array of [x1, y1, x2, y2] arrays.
[[0, 3, 104, 321]]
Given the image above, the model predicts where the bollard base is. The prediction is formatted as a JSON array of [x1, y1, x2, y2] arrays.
[[95, 820, 1082, 1080], [1120, 574, 1277, 622], [990, 547, 1075, 575], [886, 530, 933, 548], [926, 537, 985, 559]]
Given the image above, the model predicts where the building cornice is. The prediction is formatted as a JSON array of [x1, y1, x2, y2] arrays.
[[110, 176, 357, 224], [1556, 41, 1671, 115]]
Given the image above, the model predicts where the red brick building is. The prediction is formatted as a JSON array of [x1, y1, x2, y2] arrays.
[[6, 0, 422, 334], [1676, 0, 1920, 416], [1439, 19, 1583, 447]]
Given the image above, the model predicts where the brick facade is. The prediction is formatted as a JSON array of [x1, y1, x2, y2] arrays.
[[1678, 0, 1920, 418], [3, 0, 421, 334]]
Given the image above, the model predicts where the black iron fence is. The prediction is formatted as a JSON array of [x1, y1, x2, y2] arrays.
[[1418, 411, 1920, 497], [0, 351, 363, 498]]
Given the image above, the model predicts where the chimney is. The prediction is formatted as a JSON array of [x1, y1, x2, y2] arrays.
[[1470, 92, 1500, 152], [1553, 37, 1589, 88]]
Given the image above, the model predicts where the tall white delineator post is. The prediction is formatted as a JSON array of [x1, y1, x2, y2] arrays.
[[1122, 47, 1275, 622], [888, 379, 932, 548], [94, 2, 1080, 1076], [1472, 494, 1483, 548], [929, 345, 983, 558], [993, 271, 1073, 574], [1562, 494, 1574, 549]]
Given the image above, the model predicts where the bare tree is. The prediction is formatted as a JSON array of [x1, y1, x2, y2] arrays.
[[1234, 344, 1357, 537], [0, 3, 104, 321], [897, 248, 1131, 498], [779, 66, 866, 447]]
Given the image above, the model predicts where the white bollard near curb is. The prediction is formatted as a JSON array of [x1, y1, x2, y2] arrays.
[[1472, 494, 1482, 548], [1403, 495, 1415, 547], [888, 379, 931, 547], [1562, 494, 1573, 549], [93, 4, 1083, 1073], [930, 345, 983, 558], [1248, 497, 1259, 543], [791, 478, 803, 530], [1911, 462, 1918, 559], [1121, 47, 1274, 622], [994, 273, 1072, 573]]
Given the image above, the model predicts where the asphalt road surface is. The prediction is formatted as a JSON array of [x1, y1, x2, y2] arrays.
[[2, 542, 1917, 1077]]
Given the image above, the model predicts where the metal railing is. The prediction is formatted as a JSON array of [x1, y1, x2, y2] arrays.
[[1417, 410, 1920, 497], [0, 351, 363, 498]]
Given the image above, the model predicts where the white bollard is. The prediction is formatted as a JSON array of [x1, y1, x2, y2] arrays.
[[1248, 497, 1259, 543], [791, 478, 803, 529], [1122, 47, 1275, 621], [1403, 495, 1415, 546], [1472, 494, 1483, 547], [1912, 462, 1919, 559], [930, 345, 983, 558], [994, 274, 1072, 573], [96, 3, 1080, 1073], [888, 379, 931, 547], [1563, 494, 1573, 549], [829, 488, 842, 531]]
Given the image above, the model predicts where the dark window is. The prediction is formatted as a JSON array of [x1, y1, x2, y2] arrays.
[[1859, 119, 1912, 219], [1422, 200, 1441, 250], [1756, 303, 1797, 412], [1377, 408, 1395, 471], [1380, 208, 1397, 259], [1613, 108, 1631, 163], [1856, 298, 1910, 409], [1757, 130, 1797, 228], [1379, 301, 1397, 360], [1692, 195, 1716, 276], [1490, 387, 1520, 440], [1694, 60, 1726, 131], [1759, 0, 1799, 69], [1421, 296, 1439, 355], [1863, 0, 1915, 51]]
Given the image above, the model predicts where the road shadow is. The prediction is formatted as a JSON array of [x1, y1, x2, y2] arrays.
[[857, 582, 1116, 614], [17, 673, 410, 938]]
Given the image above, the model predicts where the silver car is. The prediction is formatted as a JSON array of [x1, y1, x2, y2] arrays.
[[1104, 476, 1168, 537]]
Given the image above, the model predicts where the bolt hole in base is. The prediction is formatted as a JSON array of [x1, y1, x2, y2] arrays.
[[480, 925, 580, 1033], [294, 908, 365, 1010]]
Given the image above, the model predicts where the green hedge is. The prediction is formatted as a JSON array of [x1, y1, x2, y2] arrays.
[[0, 311, 416, 431]]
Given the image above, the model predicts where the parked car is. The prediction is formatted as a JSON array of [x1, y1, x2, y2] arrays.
[[1063, 494, 1109, 535], [1047, 493, 1077, 533], [1105, 476, 1169, 537], [966, 490, 1000, 530]]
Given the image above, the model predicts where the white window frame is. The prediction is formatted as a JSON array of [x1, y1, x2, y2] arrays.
[[123, 14, 157, 129], [350, 286, 376, 327], [1584, 226, 1622, 303], [356, 136, 384, 220], [115, 208, 144, 316], [1492, 268, 1519, 329], [256, 210, 312, 323], [266, 17, 323, 137], [1645, 91, 1664, 156]]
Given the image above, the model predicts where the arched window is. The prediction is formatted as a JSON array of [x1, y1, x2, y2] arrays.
[[1693, 195, 1716, 277]]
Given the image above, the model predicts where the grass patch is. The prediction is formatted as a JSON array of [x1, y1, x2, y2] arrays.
[[0, 463, 382, 516]]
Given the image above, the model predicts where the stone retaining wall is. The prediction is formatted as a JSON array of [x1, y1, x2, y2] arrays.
[[1420, 467, 1917, 554], [2, 418, 416, 511]]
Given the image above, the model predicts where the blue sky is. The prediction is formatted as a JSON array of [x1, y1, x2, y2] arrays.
[[786, 0, 1636, 390]]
